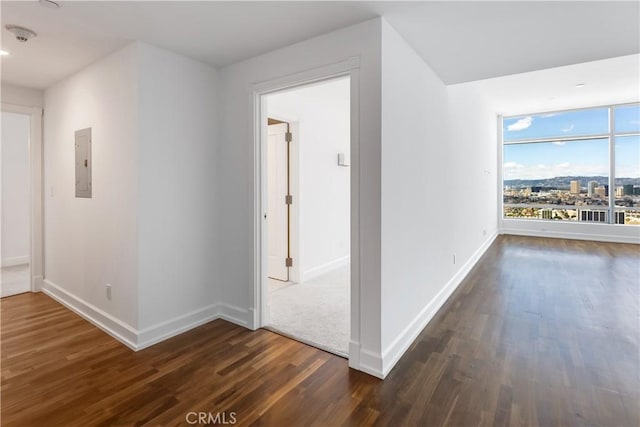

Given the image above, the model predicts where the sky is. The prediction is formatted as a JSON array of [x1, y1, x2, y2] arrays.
[[503, 105, 640, 180]]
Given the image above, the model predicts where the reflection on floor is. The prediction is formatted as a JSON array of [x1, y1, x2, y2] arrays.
[[268, 265, 349, 356], [1, 264, 30, 298]]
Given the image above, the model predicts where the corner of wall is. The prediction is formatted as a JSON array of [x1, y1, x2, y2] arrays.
[[380, 230, 498, 378]]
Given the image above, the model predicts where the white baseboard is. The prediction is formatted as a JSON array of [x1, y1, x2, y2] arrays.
[[32, 275, 44, 292], [501, 227, 640, 244], [359, 347, 385, 379], [42, 279, 138, 350], [380, 231, 499, 378], [348, 341, 361, 370], [302, 255, 350, 282], [2, 256, 30, 267], [137, 304, 220, 350], [218, 303, 253, 329], [41, 278, 255, 352], [348, 340, 385, 379]]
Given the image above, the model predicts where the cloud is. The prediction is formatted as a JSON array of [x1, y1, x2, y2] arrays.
[[507, 116, 533, 131], [503, 161, 523, 169], [539, 113, 559, 118], [561, 124, 575, 132], [551, 141, 566, 145], [556, 162, 570, 168], [537, 164, 547, 169]]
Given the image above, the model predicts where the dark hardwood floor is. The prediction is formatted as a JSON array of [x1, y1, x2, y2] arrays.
[[2, 235, 638, 426]]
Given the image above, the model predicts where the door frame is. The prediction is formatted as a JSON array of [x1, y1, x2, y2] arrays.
[[1, 103, 44, 293], [252, 58, 361, 364]]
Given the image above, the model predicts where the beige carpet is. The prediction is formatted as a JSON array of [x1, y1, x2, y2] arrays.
[[267, 265, 349, 356]]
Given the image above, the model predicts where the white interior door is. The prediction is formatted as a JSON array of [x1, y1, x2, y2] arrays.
[[267, 123, 289, 281]]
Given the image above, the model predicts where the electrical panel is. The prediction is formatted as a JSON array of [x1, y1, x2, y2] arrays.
[[75, 128, 92, 198]]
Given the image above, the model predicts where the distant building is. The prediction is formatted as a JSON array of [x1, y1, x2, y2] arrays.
[[588, 181, 598, 197], [615, 211, 625, 224], [634, 186, 640, 196], [540, 209, 553, 219], [624, 184, 634, 196], [595, 186, 606, 198], [615, 186, 624, 197], [570, 180, 580, 194], [580, 209, 607, 222]]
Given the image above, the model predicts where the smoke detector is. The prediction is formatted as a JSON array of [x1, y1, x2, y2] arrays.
[[39, 0, 60, 9], [5, 25, 37, 43]]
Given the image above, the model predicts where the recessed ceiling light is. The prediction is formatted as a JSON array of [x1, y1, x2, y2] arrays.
[[0, 50, 9, 56], [575, 83, 586, 88]]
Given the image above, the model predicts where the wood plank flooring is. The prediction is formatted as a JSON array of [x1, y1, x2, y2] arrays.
[[1, 235, 638, 426]]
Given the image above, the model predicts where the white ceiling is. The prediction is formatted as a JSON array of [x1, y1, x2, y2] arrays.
[[380, 1, 640, 84], [0, 1, 638, 89], [461, 54, 640, 117]]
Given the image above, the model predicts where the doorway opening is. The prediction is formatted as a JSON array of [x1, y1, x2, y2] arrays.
[[262, 76, 351, 357], [1, 111, 31, 297]]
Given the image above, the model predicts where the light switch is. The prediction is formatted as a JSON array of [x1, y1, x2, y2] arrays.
[[338, 152, 349, 167], [75, 128, 92, 198]]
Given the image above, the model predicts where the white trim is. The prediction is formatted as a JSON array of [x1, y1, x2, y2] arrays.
[[359, 348, 384, 379], [2, 256, 30, 267], [32, 275, 43, 292], [501, 226, 639, 244], [252, 58, 362, 370], [42, 278, 254, 351], [380, 231, 499, 379], [301, 255, 350, 282], [497, 114, 504, 235], [42, 279, 138, 350], [1, 103, 43, 295], [348, 340, 361, 370], [137, 304, 220, 350], [217, 303, 253, 329]]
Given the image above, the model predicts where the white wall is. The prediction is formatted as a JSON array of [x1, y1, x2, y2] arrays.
[[137, 43, 219, 332], [267, 78, 350, 281], [379, 20, 497, 376], [1, 83, 44, 107], [43, 41, 222, 345], [1, 112, 30, 266], [218, 18, 383, 374], [44, 44, 139, 328]]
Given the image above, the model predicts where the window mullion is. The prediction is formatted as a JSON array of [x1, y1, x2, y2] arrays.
[[609, 108, 616, 224]]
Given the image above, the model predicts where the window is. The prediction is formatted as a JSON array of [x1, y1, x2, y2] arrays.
[[502, 103, 640, 225]]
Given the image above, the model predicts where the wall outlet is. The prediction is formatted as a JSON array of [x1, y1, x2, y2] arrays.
[[105, 284, 112, 300]]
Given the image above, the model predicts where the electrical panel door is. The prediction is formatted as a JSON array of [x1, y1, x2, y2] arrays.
[[75, 128, 92, 198]]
